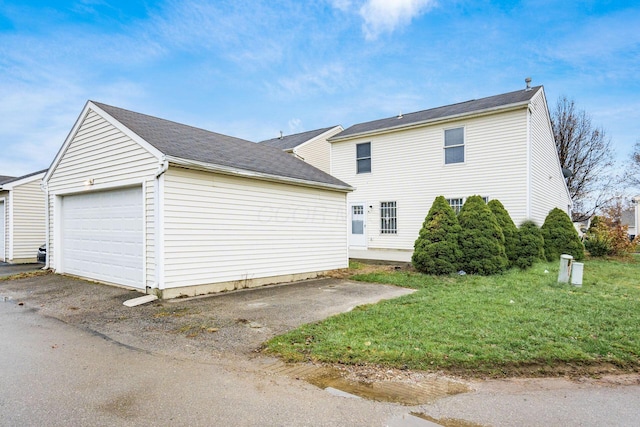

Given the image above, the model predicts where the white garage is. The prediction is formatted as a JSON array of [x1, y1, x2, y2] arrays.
[[61, 186, 143, 289], [42, 101, 352, 299]]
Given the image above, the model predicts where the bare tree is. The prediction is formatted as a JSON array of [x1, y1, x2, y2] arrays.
[[629, 139, 640, 189], [551, 96, 615, 220]]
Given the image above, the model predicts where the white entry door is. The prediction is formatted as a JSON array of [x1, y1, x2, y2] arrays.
[[60, 187, 143, 289], [0, 200, 5, 261], [349, 203, 367, 247]]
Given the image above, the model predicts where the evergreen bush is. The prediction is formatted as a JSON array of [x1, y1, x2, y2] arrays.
[[514, 220, 545, 269], [488, 199, 519, 266], [412, 196, 462, 275], [457, 195, 508, 275], [540, 208, 585, 261]]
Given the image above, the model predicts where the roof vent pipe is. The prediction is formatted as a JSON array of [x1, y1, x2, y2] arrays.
[[279, 131, 283, 139], [397, 111, 403, 119], [525, 77, 532, 91]]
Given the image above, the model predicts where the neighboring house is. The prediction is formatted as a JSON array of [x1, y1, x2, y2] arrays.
[[0, 170, 47, 263], [42, 101, 352, 299], [329, 83, 571, 262], [623, 197, 639, 240], [259, 126, 343, 174]]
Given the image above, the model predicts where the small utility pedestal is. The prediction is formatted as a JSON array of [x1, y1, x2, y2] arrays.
[[558, 254, 573, 284], [571, 262, 584, 287]]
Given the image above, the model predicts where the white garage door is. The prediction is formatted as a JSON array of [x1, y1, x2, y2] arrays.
[[0, 200, 5, 261], [61, 187, 143, 289]]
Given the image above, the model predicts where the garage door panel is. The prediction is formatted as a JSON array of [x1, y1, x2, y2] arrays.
[[61, 187, 143, 289]]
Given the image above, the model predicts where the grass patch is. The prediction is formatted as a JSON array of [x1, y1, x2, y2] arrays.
[[266, 258, 640, 376]]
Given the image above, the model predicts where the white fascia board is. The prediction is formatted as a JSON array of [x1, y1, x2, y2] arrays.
[[296, 125, 344, 150], [328, 102, 532, 143], [1, 171, 46, 190], [43, 101, 164, 184], [165, 155, 354, 193]]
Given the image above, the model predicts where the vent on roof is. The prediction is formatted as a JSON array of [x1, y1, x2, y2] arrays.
[[525, 77, 532, 91], [397, 111, 403, 119], [279, 131, 283, 139]]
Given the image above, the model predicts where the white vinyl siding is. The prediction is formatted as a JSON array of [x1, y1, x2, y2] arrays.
[[162, 168, 348, 289], [293, 127, 343, 174], [0, 198, 5, 261], [331, 109, 529, 252], [529, 91, 572, 223], [46, 109, 158, 287], [8, 178, 46, 262]]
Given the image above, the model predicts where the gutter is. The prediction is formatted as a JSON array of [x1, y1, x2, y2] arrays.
[[329, 101, 532, 143], [164, 155, 354, 193]]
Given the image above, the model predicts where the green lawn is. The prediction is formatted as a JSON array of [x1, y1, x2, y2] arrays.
[[265, 258, 640, 376]]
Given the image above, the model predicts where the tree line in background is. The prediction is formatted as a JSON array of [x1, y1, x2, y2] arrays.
[[412, 195, 636, 276]]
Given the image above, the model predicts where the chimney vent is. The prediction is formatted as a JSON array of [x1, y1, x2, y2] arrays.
[[525, 77, 532, 91], [279, 131, 283, 139]]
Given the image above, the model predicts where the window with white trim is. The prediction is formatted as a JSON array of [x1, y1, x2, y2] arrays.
[[444, 127, 464, 164], [356, 142, 371, 174], [380, 201, 397, 234], [447, 196, 489, 214], [446, 198, 464, 215]]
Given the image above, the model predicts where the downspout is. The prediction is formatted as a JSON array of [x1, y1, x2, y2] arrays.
[[40, 181, 50, 270], [152, 156, 169, 297]]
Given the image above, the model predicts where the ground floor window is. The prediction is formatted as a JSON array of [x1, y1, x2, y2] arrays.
[[380, 201, 397, 234], [447, 196, 489, 214]]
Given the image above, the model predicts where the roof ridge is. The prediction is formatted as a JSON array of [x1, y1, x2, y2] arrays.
[[91, 101, 252, 144]]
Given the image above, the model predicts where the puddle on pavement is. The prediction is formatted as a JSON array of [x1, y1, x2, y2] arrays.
[[268, 363, 470, 406]]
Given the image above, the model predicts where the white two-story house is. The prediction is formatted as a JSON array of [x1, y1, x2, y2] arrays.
[[329, 83, 571, 262]]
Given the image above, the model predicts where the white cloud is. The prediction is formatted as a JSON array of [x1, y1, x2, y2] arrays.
[[274, 63, 353, 97], [287, 118, 303, 134], [359, 0, 437, 40]]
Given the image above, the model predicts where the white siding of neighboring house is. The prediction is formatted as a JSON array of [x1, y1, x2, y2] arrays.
[[46, 109, 159, 287], [0, 193, 6, 262], [7, 178, 46, 263], [293, 127, 342, 174], [161, 167, 348, 290], [528, 90, 572, 225], [331, 108, 531, 256]]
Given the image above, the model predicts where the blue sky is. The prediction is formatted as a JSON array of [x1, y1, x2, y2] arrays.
[[1, 0, 639, 182]]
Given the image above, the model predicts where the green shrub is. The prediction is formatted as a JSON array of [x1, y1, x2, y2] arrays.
[[457, 195, 508, 275], [488, 199, 519, 266], [541, 208, 584, 261], [412, 196, 462, 275], [514, 220, 545, 269], [584, 215, 638, 257]]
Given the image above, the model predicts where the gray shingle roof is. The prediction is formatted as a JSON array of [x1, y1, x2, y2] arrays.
[[2, 169, 47, 184], [259, 126, 339, 150], [0, 175, 16, 185], [92, 102, 351, 190], [331, 86, 543, 140]]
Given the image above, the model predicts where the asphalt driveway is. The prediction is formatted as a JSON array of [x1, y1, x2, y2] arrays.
[[0, 269, 414, 360]]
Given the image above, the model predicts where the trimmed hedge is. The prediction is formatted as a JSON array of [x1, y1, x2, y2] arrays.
[[457, 195, 508, 275], [515, 220, 545, 269], [541, 208, 584, 261], [412, 196, 462, 275], [488, 199, 519, 266]]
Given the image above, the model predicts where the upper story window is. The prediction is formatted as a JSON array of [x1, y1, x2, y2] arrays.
[[380, 201, 397, 234], [444, 127, 464, 164], [356, 142, 371, 174]]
